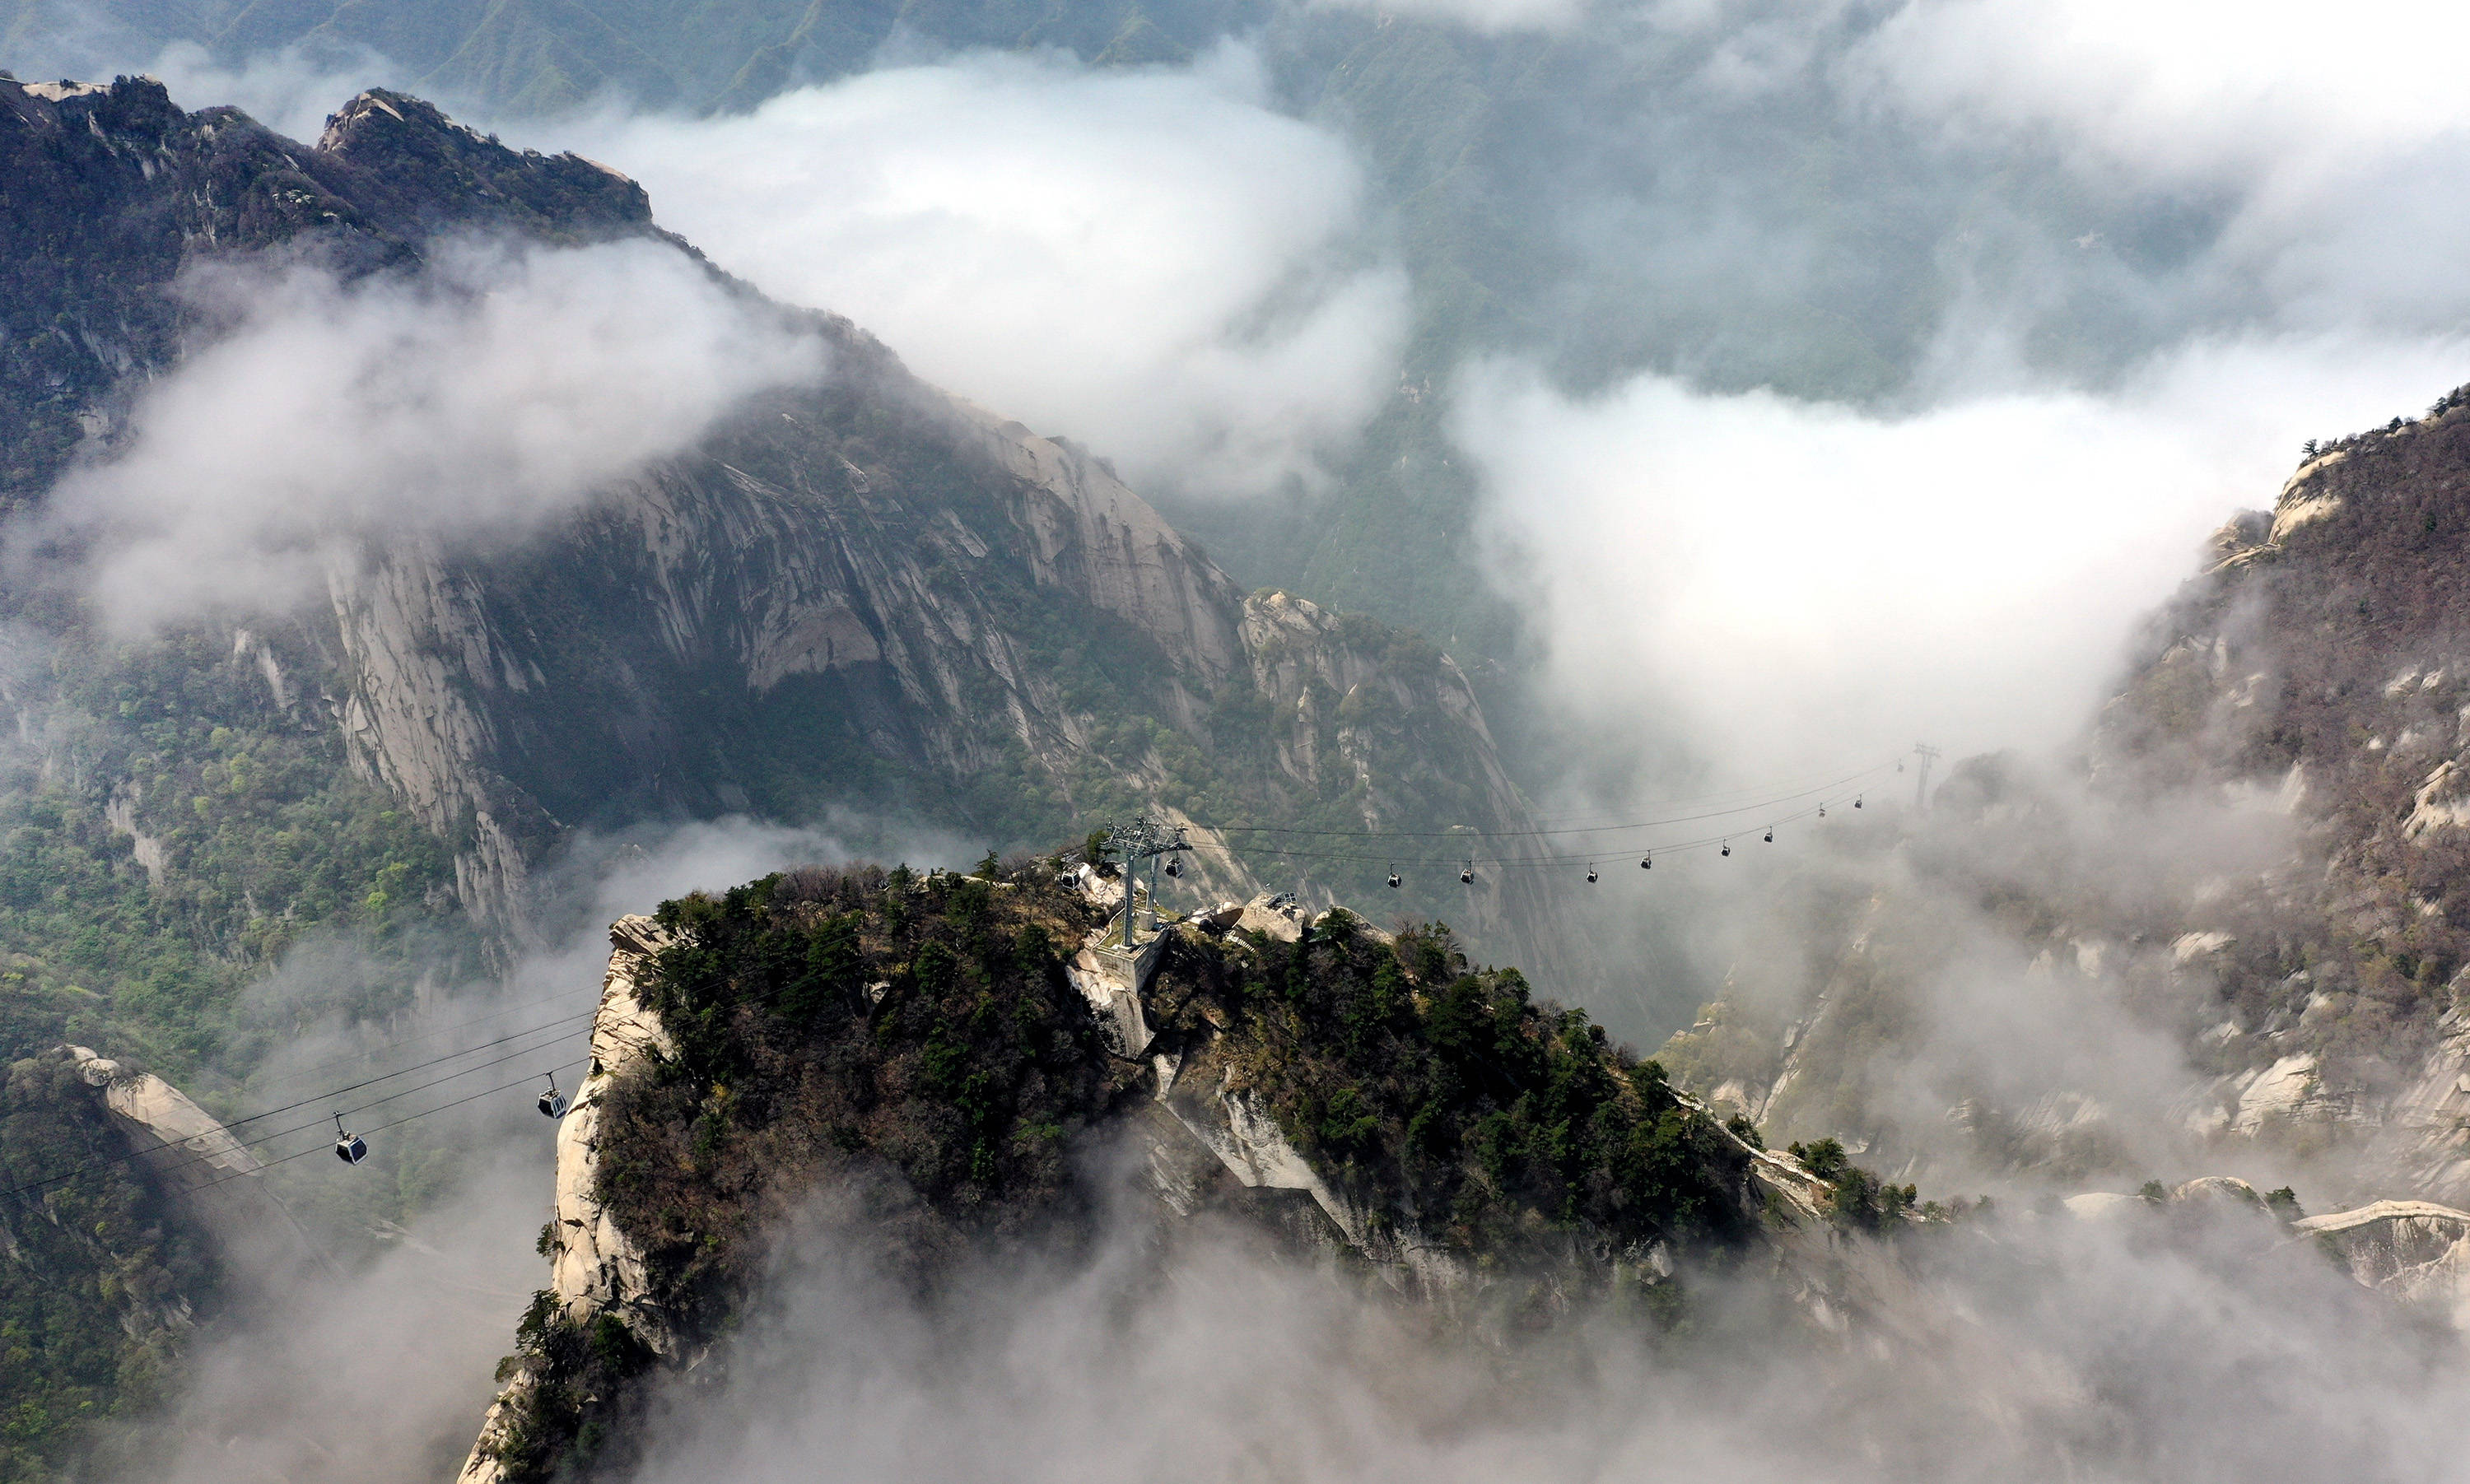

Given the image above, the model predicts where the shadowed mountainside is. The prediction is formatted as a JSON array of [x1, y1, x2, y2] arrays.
[[0, 74, 1557, 965]]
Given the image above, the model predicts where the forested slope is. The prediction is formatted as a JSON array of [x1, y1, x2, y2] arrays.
[[468, 859, 1765, 1481]]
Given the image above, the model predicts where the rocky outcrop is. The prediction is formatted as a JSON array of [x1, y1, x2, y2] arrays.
[[55, 1044, 324, 1284], [2293, 1199, 2470, 1324], [458, 914, 675, 1484], [545, 916, 677, 1333], [458, 867, 1876, 1477], [62, 1044, 259, 1190]]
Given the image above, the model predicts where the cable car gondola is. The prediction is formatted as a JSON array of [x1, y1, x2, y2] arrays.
[[538, 1072, 570, 1119], [333, 1114, 367, 1165], [1164, 854, 1181, 878], [1854, 794, 1863, 809], [1387, 866, 1401, 889], [1721, 840, 1731, 858], [1586, 865, 1598, 884], [1640, 854, 1652, 870], [1459, 861, 1475, 884], [1764, 827, 1773, 844]]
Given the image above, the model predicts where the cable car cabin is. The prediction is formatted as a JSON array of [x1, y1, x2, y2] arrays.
[[1387, 869, 1401, 889], [1586, 866, 1599, 883], [1459, 864, 1475, 884], [1164, 855, 1181, 878], [1640, 855, 1652, 869], [1764, 828, 1773, 843], [334, 1129, 367, 1165], [538, 1089, 570, 1119], [1721, 842, 1731, 857]]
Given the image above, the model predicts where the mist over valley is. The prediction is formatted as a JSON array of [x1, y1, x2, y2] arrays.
[[3, 3, 2470, 1481]]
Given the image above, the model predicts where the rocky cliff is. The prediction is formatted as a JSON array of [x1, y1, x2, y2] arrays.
[[2102, 388, 2470, 1200], [1658, 385, 2470, 1211], [0, 74, 1558, 970], [453, 861, 1771, 1480]]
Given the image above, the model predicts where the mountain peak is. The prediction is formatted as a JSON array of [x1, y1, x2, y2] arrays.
[[311, 87, 650, 238]]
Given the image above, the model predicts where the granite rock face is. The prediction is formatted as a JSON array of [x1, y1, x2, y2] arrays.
[[457, 914, 677, 1484], [1, 74, 1554, 968]]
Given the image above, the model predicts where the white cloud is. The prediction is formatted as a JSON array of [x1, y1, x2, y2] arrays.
[[619, 1183, 2470, 1484], [1852, 0, 2470, 335], [1857, 0, 2470, 174], [1302, 0, 1591, 35], [1461, 333, 2470, 777], [27, 238, 823, 634], [552, 47, 1408, 500]]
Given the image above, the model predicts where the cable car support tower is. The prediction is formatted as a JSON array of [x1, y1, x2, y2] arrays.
[[1103, 814, 1187, 950]]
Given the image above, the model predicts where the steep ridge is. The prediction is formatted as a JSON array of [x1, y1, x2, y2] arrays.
[[2099, 388, 2470, 1198], [0, 74, 1557, 969], [0, 80, 650, 510], [449, 859, 1881, 1482], [1658, 386, 2470, 1209]]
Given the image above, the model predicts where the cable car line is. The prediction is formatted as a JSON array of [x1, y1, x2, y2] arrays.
[[212, 1008, 600, 1133], [1205, 760, 1895, 841], [245, 983, 602, 1092], [1226, 790, 1853, 872], [180, 1058, 594, 1198], [192, 1032, 599, 1182], [16, 743, 1920, 1199], [1269, 756, 1902, 831], [0, 1021, 597, 1204], [1507, 757, 1918, 823], [9, 904, 884, 1201]]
